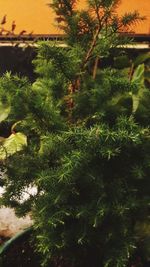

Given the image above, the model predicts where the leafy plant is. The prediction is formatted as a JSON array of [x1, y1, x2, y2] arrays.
[[114, 51, 150, 125], [0, 132, 27, 160], [0, 1, 149, 267]]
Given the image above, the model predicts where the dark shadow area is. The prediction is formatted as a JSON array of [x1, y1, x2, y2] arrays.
[[0, 46, 37, 81]]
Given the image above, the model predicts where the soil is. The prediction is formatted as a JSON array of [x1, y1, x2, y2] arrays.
[[0, 230, 149, 267], [0, 229, 41, 267]]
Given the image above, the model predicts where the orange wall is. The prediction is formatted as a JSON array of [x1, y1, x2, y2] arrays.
[[118, 0, 150, 34], [0, 0, 149, 34]]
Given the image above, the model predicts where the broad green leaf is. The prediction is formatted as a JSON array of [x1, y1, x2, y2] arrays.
[[0, 132, 27, 160], [132, 94, 140, 114], [133, 52, 150, 67], [131, 64, 145, 113], [0, 103, 10, 122], [132, 64, 144, 87], [108, 92, 131, 107]]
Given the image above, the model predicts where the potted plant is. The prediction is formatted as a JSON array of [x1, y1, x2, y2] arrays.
[[0, 227, 42, 267], [0, 1, 149, 266]]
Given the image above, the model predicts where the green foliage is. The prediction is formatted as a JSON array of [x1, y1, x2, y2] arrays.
[[131, 64, 145, 113], [113, 51, 150, 125], [0, 1, 149, 267], [0, 103, 10, 123], [0, 132, 27, 160], [133, 52, 150, 68]]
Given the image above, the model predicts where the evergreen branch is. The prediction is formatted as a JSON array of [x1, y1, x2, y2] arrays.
[[82, 25, 101, 69], [92, 57, 99, 79]]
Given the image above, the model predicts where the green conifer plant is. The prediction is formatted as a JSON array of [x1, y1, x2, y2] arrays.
[[0, 1, 149, 267]]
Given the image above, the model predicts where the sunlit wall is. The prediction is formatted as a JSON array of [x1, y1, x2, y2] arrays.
[[0, 0, 149, 34]]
